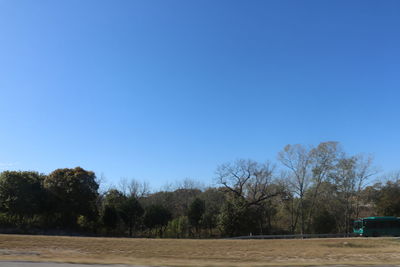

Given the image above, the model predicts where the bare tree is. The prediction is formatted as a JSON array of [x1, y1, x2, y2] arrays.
[[119, 177, 130, 196], [380, 171, 400, 184], [175, 177, 205, 191], [329, 156, 356, 233], [278, 144, 313, 235], [329, 154, 378, 233], [280, 170, 298, 234], [119, 178, 150, 198], [305, 142, 342, 231], [353, 154, 379, 218], [96, 172, 109, 194], [216, 159, 281, 207]]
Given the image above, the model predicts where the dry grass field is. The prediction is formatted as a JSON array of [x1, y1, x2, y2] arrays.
[[1, 234, 400, 266]]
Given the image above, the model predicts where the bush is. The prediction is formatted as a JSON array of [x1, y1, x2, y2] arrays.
[[165, 216, 190, 238]]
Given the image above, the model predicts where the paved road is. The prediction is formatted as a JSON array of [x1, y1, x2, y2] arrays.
[[1, 263, 400, 267]]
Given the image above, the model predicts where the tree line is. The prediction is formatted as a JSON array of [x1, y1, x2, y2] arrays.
[[1, 141, 399, 238]]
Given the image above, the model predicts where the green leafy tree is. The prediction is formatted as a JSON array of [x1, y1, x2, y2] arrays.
[[101, 189, 126, 234], [218, 198, 257, 237], [375, 181, 400, 216], [103, 189, 126, 208], [312, 209, 336, 234], [302, 181, 341, 234], [102, 205, 119, 234], [44, 167, 99, 228], [199, 188, 225, 236], [141, 188, 201, 219], [165, 216, 190, 238], [188, 198, 205, 236], [144, 205, 172, 237], [119, 195, 144, 237], [0, 171, 46, 224]]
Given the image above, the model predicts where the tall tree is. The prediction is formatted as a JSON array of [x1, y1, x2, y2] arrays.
[[0, 171, 46, 224], [278, 144, 313, 235], [119, 195, 144, 237], [44, 167, 99, 227], [103, 189, 126, 209], [102, 205, 119, 234], [216, 159, 281, 207], [188, 198, 205, 236], [375, 180, 400, 216], [119, 178, 150, 199], [216, 159, 282, 236], [217, 197, 259, 237], [199, 188, 225, 236], [329, 157, 357, 233], [329, 155, 377, 233], [101, 189, 126, 234], [306, 142, 341, 232], [353, 155, 378, 218]]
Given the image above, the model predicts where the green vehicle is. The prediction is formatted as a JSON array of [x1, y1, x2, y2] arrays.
[[353, 216, 400, 237]]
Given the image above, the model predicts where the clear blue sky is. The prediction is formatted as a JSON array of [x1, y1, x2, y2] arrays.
[[1, 0, 399, 189]]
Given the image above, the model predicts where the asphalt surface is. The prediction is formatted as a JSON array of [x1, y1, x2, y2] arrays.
[[1, 263, 400, 267]]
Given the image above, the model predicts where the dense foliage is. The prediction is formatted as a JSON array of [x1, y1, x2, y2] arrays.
[[0, 142, 398, 238]]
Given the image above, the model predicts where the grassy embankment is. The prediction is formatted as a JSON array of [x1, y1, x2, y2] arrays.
[[1, 234, 400, 266]]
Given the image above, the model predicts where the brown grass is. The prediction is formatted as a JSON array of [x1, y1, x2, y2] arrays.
[[1, 234, 400, 266]]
